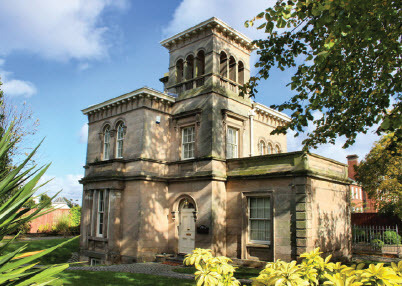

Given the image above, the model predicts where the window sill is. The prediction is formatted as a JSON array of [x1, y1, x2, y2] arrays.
[[246, 243, 270, 249], [181, 157, 195, 161]]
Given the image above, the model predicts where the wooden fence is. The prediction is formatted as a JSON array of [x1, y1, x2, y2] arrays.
[[28, 208, 70, 233]]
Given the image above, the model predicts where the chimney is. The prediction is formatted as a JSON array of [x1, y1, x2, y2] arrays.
[[346, 154, 359, 180]]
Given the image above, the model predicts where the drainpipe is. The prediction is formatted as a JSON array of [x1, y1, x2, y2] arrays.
[[249, 106, 255, 157]]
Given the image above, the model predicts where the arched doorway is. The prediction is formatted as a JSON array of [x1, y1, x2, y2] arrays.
[[178, 198, 196, 254]]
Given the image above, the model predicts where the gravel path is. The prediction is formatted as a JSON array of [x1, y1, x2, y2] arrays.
[[68, 263, 194, 280], [68, 262, 253, 284]]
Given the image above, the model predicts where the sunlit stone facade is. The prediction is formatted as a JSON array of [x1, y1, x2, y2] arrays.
[[79, 18, 351, 265]]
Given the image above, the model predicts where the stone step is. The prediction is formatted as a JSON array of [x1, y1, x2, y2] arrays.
[[166, 253, 186, 264]]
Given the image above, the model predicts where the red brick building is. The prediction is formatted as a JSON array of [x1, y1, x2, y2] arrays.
[[347, 155, 377, 213]]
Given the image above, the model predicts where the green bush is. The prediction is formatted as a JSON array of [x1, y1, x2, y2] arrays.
[[352, 228, 366, 240], [54, 215, 71, 237], [10, 221, 31, 235], [69, 206, 81, 227], [184, 248, 402, 286], [383, 230, 401, 245], [371, 239, 385, 249], [17, 221, 32, 235], [38, 223, 56, 234]]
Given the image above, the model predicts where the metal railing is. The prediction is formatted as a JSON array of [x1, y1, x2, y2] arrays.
[[352, 224, 401, 257]]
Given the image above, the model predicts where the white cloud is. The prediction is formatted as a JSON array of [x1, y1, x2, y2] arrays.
[[0, 0, 129, 61], [287, 111, 380, 164], [78, 62, 91, 71], [2, 78, 37, 98], [37, 174, 83, 204], [162, 0, 274, 40], [79, 123, 88, 143], [0, 60, 37, 97]]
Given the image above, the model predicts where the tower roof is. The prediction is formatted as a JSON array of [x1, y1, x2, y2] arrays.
[[160, 17, 254, 50]]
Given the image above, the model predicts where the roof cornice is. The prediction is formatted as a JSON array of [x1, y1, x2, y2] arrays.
[[254, 102, 291, 122], [82, 87, 175, 115], [160, 17, 253, 49]]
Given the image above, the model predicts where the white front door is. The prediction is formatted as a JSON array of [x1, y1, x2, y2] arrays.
[[178, 208, 195, 254]]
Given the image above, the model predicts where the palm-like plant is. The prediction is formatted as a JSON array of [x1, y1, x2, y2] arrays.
[[0, 123, 74, 285]]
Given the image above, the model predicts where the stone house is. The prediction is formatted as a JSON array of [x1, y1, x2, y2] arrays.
[[79, 17, 351, 265]]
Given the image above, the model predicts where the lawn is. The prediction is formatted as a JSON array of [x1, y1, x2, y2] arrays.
[[2, 237, 194, 285], [50, 271, 194, 286], [173, 265, 262, 279], [1, 237, 79, 265]]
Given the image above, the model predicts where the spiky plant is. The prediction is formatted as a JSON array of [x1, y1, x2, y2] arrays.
[[0, 123, 75, 285]]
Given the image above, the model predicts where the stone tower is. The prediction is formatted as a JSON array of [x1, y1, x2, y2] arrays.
[[160, 17, 254, 104]]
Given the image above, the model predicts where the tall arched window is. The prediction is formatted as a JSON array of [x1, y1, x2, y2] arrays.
[[196, 51, 205, 77], [185, 55, 194, 80], [103, 126, 111, 160], [275, 145, 281, 154], [176, 59, 184, 83], [220, 52, 227, 78], [116, 122, 125, 158], [238, 61, 244, 85], [259, 140, 266, 155], [267, 143, 273, 154], [229, 56, 236, 82]]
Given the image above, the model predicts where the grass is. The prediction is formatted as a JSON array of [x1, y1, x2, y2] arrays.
[[173, 265, 262, 279], [2, 237, 79, 265], [50, 271, 194, 286], [2, 237, 194, 285]]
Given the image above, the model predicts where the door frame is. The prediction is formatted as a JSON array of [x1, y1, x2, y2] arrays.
[[171, 195, 198, 254], [178, 208, 196, 254]]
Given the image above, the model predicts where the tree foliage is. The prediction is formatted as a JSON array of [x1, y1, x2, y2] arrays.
[[40, 194, 52, 207], [355, 133, 402, 219], [244, 0, 401, 150], [0, 79, 39, 207]]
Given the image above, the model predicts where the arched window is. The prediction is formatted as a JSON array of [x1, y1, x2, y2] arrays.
[[220, 52, 227, 78], [176, 59, 184, 83], [259, 140, 266, 155], [103, 125, 111, 160], [196, 51, 205, 77], [229, 56, 236, 82], [267, 143, 273, 154], [185, 55, 194, 80], [275, 145, 281, 154], [238, 61, 244, 85], [116, 122, 125, 158]]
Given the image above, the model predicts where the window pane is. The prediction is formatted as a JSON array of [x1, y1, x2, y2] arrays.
[[182, 127, 195, 159], [264, 198, 270, 218], [226, 127, 238, 159], [250, 220, 259, 240], [248, 197, 271, 243]]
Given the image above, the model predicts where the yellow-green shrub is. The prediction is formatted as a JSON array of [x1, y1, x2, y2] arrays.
[[184, 248, 402, 286]]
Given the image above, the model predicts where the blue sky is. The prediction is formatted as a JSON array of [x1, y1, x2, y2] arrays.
[[0, 0, 380, 203]]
